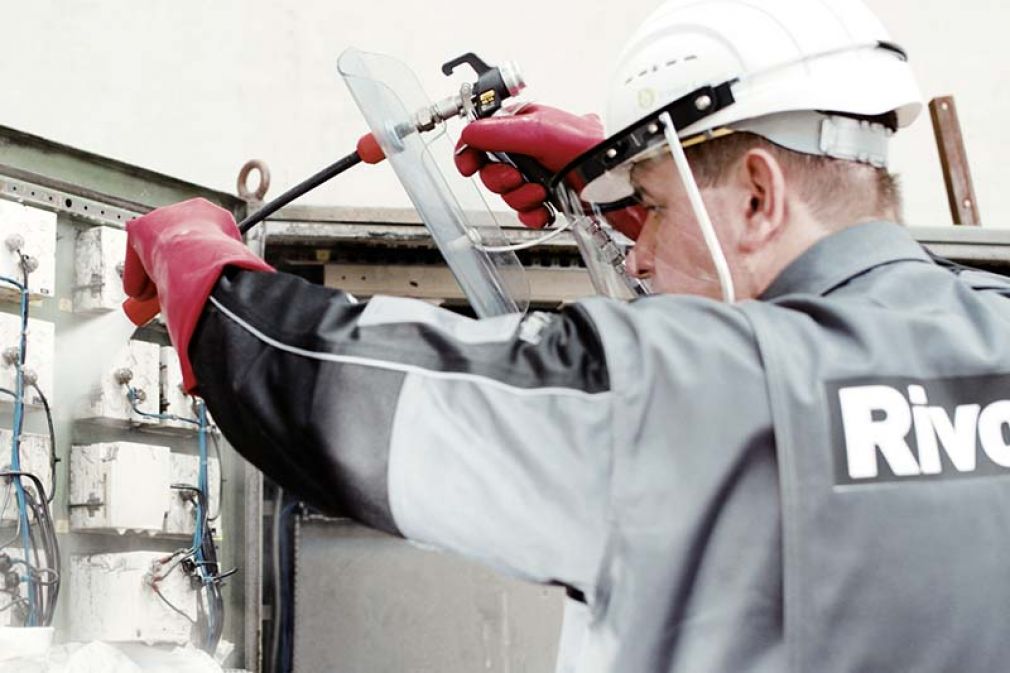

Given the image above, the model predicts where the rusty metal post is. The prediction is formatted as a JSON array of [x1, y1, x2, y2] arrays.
[[929, 96, 981, 226]]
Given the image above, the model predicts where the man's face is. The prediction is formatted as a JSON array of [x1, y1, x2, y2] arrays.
[[626, 155, 742, 299]]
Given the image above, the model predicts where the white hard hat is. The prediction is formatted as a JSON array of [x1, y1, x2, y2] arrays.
[[608, 0, 922, 137], [566, 0, 923, 204], [550, 0, 923, 303]]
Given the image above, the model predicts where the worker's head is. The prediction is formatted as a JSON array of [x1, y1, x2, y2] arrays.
[[555, 0, 922, 301]]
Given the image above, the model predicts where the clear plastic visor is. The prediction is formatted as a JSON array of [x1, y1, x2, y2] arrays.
[[552, 114, 736, 302]]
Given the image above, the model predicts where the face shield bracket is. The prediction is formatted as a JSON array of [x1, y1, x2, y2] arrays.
[[551, 79, 737, 201]]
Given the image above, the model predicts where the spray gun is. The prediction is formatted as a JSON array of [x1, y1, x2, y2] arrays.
[[123, 52, 533, 327]]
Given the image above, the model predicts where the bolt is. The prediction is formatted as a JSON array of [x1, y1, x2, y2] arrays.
[[647, 123, 660, 134], [1, 347, 18, 365], [113, 368, 134, 385], [605, 148, 619, 160], [695, 95, 713, 111], [4, 234, 24, 253]]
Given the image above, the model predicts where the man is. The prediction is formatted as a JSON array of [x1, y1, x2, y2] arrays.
[[123, 0, 1010, 671]]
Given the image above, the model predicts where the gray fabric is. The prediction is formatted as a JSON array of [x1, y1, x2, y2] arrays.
[[358, 295, 525, 344], [388, 369, 613, 598], [578, 292, 779, 673], [573, 220, 1010, 672], [202, 221, 1010, 672]]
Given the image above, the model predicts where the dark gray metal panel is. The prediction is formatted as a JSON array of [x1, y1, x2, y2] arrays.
[[293, 519, 564, 673]]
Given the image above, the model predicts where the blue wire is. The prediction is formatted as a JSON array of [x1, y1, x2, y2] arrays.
[[125, 388, 216, 647], [4, 273, 36, 625], [194, 401, 215, 647]]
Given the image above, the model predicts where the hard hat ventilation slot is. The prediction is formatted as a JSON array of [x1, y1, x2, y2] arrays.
[[624, 55, 700, 86]]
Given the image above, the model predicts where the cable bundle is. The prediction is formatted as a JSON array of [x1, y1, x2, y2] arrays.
[[0, 253, 60, 627], [130, 392, 233, 653]]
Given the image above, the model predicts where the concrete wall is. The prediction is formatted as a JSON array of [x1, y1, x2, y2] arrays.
[[0, 1, 1005, 228]]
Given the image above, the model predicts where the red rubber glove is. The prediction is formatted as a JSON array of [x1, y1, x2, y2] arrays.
[[454, 104, 604, 230], [123, 198, 274, 393]]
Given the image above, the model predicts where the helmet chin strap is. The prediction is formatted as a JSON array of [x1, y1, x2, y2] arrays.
[[658, 112, 737, 303]]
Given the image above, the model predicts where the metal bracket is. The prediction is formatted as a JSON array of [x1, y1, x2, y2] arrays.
[[929, 96, 981, 226], [0, 172, 140, 228]]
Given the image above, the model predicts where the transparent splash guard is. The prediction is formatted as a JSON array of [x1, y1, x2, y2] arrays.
[[338, 48, 530, 318]]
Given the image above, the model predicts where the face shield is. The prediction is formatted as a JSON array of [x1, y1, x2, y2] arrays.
[[550, 82, 739, 302]]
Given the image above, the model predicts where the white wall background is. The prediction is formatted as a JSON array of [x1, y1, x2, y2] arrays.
[[0, 0, 1005, 228]]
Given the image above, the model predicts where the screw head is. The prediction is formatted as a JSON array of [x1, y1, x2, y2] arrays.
[[695, 95, 713, 111]]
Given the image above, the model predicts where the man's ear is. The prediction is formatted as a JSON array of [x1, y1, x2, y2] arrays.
[[737, 148, 787, 253]]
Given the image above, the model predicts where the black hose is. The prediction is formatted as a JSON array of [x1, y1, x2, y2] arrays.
[[238, 151, 363, 235]]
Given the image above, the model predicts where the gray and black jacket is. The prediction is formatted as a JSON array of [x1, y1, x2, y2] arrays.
[[191, 221, 1010, 672]]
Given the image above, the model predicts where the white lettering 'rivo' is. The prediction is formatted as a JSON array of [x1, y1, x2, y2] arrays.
[[832, 376, 1010, 484]]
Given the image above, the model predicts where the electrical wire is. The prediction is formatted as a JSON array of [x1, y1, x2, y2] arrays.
[[5, 257, 38, 625], [269, 488, 285, 673], [270, 491, 300, 673], [129, 393, 229, 653], [207, 430, 224, 522], [0, 471, 59, 626], [28, 381, 57, 503], [151, 581, 198, 624], [0, 257, 60, 627]]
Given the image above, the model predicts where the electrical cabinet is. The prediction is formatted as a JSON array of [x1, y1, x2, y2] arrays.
[[165, 452, 221, 538], [0, 199, 56, 301], [67, 551, 196, 644], [78, 339, 160, 424], [0, 314, 54, 407], [73, 225, 127, 313], [69, 442, 171, 534], [0, 430, 53, 519], [0, 124, 246, 662]]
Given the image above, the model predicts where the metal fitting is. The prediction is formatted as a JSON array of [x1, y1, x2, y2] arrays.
[[132, 388, 147, 403], [113, 368, 134, 385], [498, 60, 526, 98], [412, 106, 438, 133], [21, 256, 39, 274], [23, 368, 37, 387], [4, 234, 24, 253], [1, 347, 18, 365], [115, 261, 125, 279]]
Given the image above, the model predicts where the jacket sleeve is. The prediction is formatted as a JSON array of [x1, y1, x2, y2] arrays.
[[189, 268, 615, 597]]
